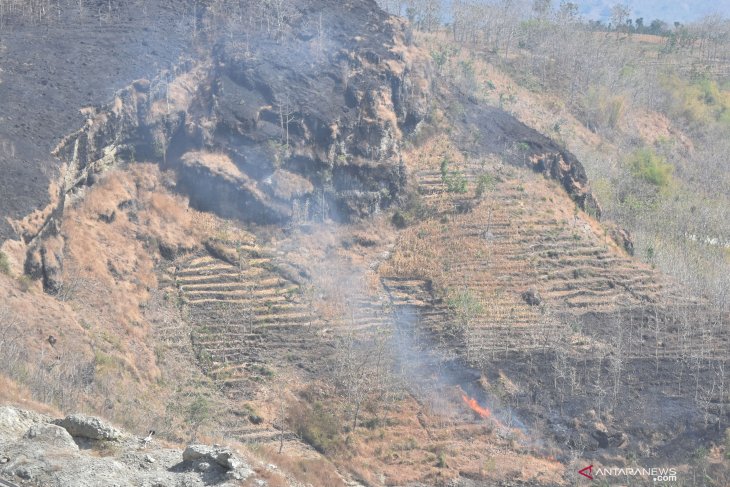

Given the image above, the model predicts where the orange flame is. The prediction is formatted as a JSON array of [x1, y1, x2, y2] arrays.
[[461, 394, 491, 418]]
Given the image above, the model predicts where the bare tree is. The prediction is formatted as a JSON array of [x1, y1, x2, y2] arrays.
[[276, 92, 297, 149]]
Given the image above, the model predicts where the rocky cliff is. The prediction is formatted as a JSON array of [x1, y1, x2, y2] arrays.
[[3, 0, 603, 296], [10, 0, 434, 291]]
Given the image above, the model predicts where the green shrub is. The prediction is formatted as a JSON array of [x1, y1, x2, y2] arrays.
[[628, 148, 673, 187], [475, 174, 496, 198], [440, 157, 468, 193], [430, 45, 458, 73], [447, 287, 484, 332], [440, 157, 449, 179], [17, 275, 33, 292], [0, 251, 10, 275], [662, 75, 730, 126], [444, 170, 468, 193], [436, 451, 447, 468], [187, 395, 212, 425], [294, 403, 343, 455]]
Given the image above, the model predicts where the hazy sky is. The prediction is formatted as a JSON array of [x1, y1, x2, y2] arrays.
[[579, 1, 730, 23]]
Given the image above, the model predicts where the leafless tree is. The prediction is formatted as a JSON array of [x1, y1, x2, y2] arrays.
[[276, 92, 297, 149]]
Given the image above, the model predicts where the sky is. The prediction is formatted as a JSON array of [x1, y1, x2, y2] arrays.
[[578, 1, 730, 24]]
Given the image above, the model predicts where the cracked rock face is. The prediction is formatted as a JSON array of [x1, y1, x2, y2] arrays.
[[176, 0, 431, 223]]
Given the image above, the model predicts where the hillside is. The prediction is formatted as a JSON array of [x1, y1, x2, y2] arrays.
[[0, 1, 728, 486], [0, 0, 194, 243]]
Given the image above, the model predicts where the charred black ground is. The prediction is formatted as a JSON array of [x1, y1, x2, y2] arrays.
[[0, 1, 194, 241], [1, 1, 727, 486]]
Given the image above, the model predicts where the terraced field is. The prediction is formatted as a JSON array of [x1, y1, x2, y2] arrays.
[[384, 160, 708, 359], [165, 240, 316, 444], [167, 234, 403, 444], [176, 249, 311, 383], [156, 159, 726, 450]]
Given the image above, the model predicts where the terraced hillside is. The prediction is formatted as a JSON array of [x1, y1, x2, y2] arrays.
[[168, 232, 392, 439], [166, 239, 313, 445], [379, 142, 729, 458], [386, 155, 684, 346], [174, 244, 310, 383], [386, 171, 724, 358]]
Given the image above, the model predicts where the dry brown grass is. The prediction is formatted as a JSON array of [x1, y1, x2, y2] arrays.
[[270, 169, 314, 200], [417, 31, 605, 151], [244, 467, 288, 487], [0, 375, 60, 416], [290, 383, 567, 486], [148, 65, 208, 119], [0, 271, 97, 412], [7, 180, 61, 242], [0, 162, 239, 438], [181, 151, 244, 183], [254, 444, 346, 487], [0, 238, 27, 276], [629, 109, 694, 150]]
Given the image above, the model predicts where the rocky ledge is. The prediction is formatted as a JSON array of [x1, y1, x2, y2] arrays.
[[0, 407, 254, 487]]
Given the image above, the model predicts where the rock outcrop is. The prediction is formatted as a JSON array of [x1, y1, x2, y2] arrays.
[[54, 413, 123, 441], [454, 101, 601, 217], [45, 1, 430, 229], [183, 445, 248, 472], [24, 424, 79, 451], [14, 0, 431, 292], [19, 64, 203, 293], [0, 1, 190, 243], [0, 407, 51, 445], [176, 0, 430, 222], [0, 406, 256, 487], [605, 221, 635, 255]]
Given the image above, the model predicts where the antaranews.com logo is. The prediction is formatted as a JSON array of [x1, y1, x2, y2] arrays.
[[579, 465, 678, 483]]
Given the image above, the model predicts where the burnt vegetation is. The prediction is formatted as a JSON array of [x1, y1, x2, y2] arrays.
[[0, 1, 729, 486]]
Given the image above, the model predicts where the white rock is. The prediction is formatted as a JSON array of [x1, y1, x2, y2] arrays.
[[0, 406, 47, 443], [55, 414, 122, 441], [25, 424, 78, 450], [183, 444, 246, 471]]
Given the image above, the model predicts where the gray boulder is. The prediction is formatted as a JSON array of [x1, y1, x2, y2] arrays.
[[183, 444, 247, 472], [521, 288, 542, 306], [55, 414, 122, 441], [0, 406, 50, 443], [25, 424, 79, 450]]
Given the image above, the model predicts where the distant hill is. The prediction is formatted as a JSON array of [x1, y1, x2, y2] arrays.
[[580, 0, 729, 24]]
